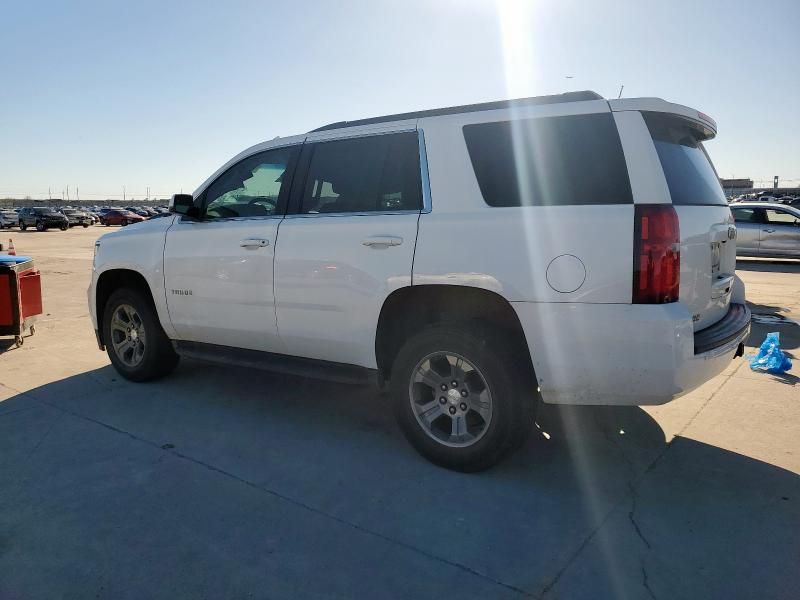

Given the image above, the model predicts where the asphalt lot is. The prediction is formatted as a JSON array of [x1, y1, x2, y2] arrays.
[[1, 225, 798, 599]]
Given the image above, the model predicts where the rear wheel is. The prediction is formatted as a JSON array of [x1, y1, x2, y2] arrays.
[[19, 221, 27, 231], [121, 219, 128, 226], [390, 323, 536, 472], [60, 223, 68, 231], [82, 223, 89, 228], [102, 287, 179, 382]]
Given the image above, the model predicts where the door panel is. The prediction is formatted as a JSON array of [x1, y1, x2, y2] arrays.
[[274, 214, 418, 367], [731, 207, 762, 256], [760, 209, 800, 257], [735, 222, 761, 255], [164, 218, 284, 351], [163, 144, 300, 351], [274, 130, 423, 368]]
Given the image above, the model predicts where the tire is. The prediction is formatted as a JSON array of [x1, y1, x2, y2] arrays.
[[390, 322, 536, 472], [35, 221, 46, 232], [121, 219, 128, 226], [20, 221, 27, 231], [82, 223, 89, 228], [60, 223, 68, 231], [102, 287, 179, 382]]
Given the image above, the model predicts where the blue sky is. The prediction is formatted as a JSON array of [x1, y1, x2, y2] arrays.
[[1, 0, 798, 200]]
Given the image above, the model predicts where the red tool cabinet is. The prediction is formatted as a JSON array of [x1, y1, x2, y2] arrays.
[[0, 256, 42, 347]]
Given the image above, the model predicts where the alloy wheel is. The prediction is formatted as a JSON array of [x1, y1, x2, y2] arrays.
[[109, 303, 146, 367], [409, 352, 493, 448]]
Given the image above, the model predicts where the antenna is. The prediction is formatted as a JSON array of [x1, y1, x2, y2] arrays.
[[617, 85, 624, 99]]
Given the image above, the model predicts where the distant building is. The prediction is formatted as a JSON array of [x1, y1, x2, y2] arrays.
[[720, 178, 754, 190]]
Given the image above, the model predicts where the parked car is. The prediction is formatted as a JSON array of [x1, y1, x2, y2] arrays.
[[60, 208, 93, 228], [89, 91, 750, 471], [124, 207, 149, 218], [731, 202, 800, 258], [18, 207, 69, 231], [99, 209, 146, 226], [0, 210, 19, 229]]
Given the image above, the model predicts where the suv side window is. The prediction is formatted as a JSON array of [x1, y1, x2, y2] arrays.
[[201, 145, 298, 219], [463, 113, 633, 207], [298, 132, 421, 214]]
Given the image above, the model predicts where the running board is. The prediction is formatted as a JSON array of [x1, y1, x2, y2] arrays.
[[172, 340, 379, 386]]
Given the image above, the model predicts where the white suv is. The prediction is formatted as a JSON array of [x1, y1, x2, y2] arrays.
[[89, 91, 750, 471]]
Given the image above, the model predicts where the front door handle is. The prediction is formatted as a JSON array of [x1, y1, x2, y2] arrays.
[[362, 236, 403, 247], [240, 238, 270, 248], [764, 229, 776, 234]]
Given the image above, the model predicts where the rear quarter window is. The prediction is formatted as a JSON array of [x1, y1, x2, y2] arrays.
[[644, 112, 727, 206], [463, 113, 633, 207]]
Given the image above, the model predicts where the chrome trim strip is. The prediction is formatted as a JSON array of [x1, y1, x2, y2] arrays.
[[282, 210, 421, 219], [178, 214, 284, 224], [418, 129, 432, 213]]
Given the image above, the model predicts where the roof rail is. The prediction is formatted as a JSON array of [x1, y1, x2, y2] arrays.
[[310, 90, 604, 132]]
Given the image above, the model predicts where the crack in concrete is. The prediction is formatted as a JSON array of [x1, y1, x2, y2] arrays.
[[642, 564, 657, 600], [27, 417, 58, 458], [629, 491, 651, 550]]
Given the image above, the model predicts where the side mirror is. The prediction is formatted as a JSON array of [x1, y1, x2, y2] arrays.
[[169, 194, 200, 219]]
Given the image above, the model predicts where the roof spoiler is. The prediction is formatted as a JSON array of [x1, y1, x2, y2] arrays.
[[609, 98, 717, 140]]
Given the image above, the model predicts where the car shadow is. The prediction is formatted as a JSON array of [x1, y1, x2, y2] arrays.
[[1, 363, 798, 599], [736, 258, 800, 273], [746, 299, 800, 351]]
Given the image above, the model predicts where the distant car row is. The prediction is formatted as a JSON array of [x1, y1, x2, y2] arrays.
[[730, 194, 800, 207], [0, 205, 171, 230]]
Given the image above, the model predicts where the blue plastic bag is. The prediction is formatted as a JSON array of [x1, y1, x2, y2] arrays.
[[749, 332, 793, 374]]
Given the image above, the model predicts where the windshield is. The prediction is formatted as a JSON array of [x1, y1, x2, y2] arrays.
[[644, 112, 727, 206]]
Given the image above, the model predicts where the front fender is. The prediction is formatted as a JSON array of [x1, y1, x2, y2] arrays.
[[91, 217, 177, 339]]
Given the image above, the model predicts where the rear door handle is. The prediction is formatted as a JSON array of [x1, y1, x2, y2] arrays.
[[240, 238, 270, 248], [764, 229, 776, 234], [362, 236, 403, 247]]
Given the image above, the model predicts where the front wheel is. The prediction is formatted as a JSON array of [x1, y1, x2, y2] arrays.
[[35, 221, 46, 232], [19, 221, 27, 231], [102, 287, 179, 382], [121, 219, 128, 226], [60, 223, 68, 231], [82, 223, 89, 228], [390, 323, 536, 472]]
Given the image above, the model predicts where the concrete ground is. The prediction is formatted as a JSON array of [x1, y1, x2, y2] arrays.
[[1, 226, 798, 599]]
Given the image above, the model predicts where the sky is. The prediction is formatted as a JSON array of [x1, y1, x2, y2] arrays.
[[1, 0, 798, 201]]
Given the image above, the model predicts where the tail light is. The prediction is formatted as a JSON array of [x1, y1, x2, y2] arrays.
[[633, 204, 680, 303]]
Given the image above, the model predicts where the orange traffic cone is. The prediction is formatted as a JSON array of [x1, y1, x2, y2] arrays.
[[7, 239, 16, 256]]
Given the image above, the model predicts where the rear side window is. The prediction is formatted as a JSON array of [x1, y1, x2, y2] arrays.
[[644, 112, 727, 206], [463, 113, 632, 207], [299, 132, 421, 214]]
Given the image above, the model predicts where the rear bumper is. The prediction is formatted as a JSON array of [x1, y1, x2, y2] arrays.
[[694, 303, 750, 355], [512, 300, 750, 406]]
